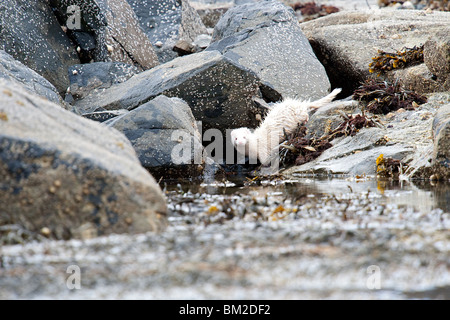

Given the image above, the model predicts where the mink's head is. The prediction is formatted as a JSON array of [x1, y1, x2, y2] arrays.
[[231, 127, 252, 149]]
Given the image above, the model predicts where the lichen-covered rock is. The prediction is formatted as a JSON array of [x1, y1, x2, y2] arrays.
[[0, 0, 80, 95], [208, 0, 330, 100], [126, 0, 208, 63], [107, 95, 204, 177], [300, 10, 450, 96], [51, 0, 159, 70], [0, 50, 63, 105], [0, 79, 167, 240]]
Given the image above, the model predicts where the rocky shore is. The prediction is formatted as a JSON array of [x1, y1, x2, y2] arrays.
[[0, 0, 449, 299]]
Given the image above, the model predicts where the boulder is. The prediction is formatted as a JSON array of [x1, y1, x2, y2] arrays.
[[300, 10, 450, 96], [73, 50, 263, 134], [107, 95, 204, 177], [208, 0, 331, 100], [50, 0, 159, 70], [283, 92, 450, 177], [126, 0, 208, 63], [0, 0, 80, 95], [0, 79, 167, 240], [0, 50, 63, 105], [68, 62, 140, 101]]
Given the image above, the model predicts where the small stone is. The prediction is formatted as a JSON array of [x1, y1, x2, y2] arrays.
[[40, 227, 51, 237], [155, 41, 163, 48], [107, 44, 114, 53]]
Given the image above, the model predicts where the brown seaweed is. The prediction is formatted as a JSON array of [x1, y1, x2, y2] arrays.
[[353, 79, 427, 114], [369, 45, 424, 76]]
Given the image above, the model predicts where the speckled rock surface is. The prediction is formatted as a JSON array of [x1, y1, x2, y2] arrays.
[[208, 0, 331, 100], [0, 0, 80, 95]]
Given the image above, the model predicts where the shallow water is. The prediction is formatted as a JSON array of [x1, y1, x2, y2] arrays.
[[1, 175, 449, 300]]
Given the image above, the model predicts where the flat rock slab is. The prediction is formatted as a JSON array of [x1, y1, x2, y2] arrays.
[[0, 79, 167, 240]]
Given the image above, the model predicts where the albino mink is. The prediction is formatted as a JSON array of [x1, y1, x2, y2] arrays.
[[231, 88, 342, 165]]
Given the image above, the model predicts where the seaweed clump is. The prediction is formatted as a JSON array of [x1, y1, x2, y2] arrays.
[[376, 154, 408, 178], [328, 114, 377, 139], [369, 45, 424, 76], [279, 113, 378, 167], [279, 125, 332, 166], [353, 79, 428, 114], [291, 2, 339, 22]]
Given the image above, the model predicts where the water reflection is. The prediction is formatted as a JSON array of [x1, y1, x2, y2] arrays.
[[164, 176, 450, 214]]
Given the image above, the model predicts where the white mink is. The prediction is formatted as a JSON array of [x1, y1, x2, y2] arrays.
[[231, 88, 342, 165]]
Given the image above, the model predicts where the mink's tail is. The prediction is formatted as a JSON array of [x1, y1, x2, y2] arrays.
[[308, 88, 342, 110]]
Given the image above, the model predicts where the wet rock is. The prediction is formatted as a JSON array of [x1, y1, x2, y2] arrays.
[[126, 0, 208, 63], [0, 79, 167, 240], [68, 62, 140, 101], [284, 92, 450, 176], [51, 0, 159, 70], [300, 10, 450, 96], [208, 0, 330, 100], [107, 95, 204, 177], [0, 51, 63, 105], [0, 0, 80, 95], [431, 103, 450, 179], [73, 50, 262, 134]]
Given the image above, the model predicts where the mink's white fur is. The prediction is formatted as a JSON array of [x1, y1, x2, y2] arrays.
[[231, 88, 342, 165]]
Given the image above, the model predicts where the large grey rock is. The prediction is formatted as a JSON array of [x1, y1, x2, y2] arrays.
[[208, 0, 331, 100], [0, 0, 80, 95], [0, 50, 63, 105], [107, 95, 204, 177], [68, 62, 140, 100], [73, 50, 262, 133], [126, 0, 208, 63], [283, 92, 450, 176], [51, 0, 159, 70], [300, 10, 450, 96], [0, 79, 167, 239]]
